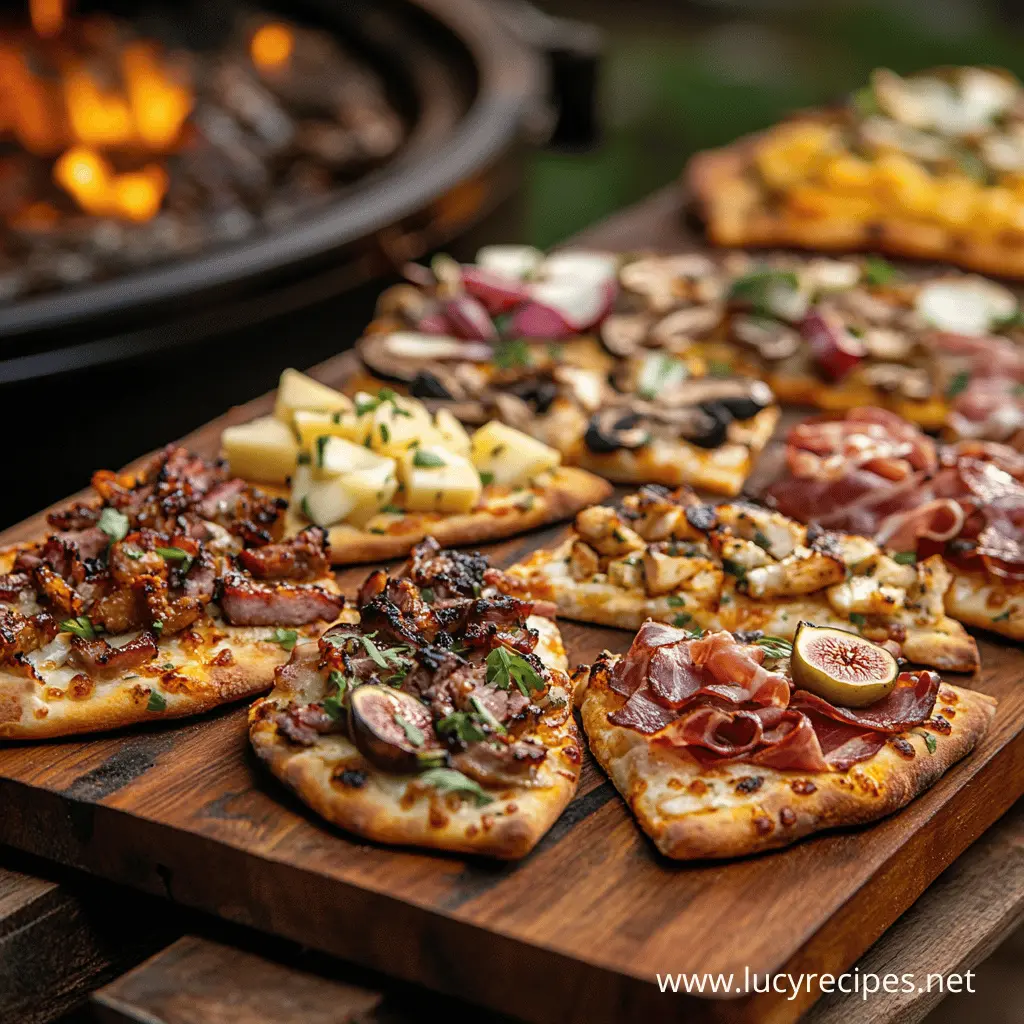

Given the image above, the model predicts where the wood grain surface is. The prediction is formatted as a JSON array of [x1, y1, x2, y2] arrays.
[[0, 189, 1022, 1024]]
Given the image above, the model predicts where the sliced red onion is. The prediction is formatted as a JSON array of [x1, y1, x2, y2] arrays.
[[416, 310, 455, 335], [513, 277, 615, 338], [475, 245, 545, 280], [801, 308, 866, 381], [441, 293, 497, 341], [460, 266, 531, 315]]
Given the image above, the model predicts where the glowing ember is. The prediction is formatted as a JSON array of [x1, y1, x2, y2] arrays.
[[122, 42, 193, 151], [30, 0, 65, 39], [53, 146, 169, 221], [250, 23, 294, 72]]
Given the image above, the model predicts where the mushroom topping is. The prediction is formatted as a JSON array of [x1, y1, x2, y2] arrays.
[[358, 331, 492, 384], [650, 304, 722, 349], [601, 312, 653, 357], [731, 314, 801, 361], [619, 254, 716, 313], [861, 364, 933, 400], [915, 277, 1018, 336], [862, 327, 913, 361], [553, 365, 607, 412]]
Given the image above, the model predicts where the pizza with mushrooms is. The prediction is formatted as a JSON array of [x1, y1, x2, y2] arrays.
[[610, 250, 1024, 443], [249, 539, 581, 859], [763, 406, 1024, 641], [687, 66, 1024, 279], [352, 248, 780, 496], [0, 445, 346, 738], [221, 370, 612, 564], [578, 622, 994, 859], [505, 484, 979, 672]]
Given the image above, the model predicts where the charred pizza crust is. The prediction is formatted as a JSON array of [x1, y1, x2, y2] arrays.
[[249, 616, 581, 859], [288, 467, 613, 565], [581, 652, 995, 860]]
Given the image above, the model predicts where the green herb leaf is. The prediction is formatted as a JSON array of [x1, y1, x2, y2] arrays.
[[945, 370, 971, 399], [752, 530, 772, 551], [479, 471, 495, 486], [436, 711, 487, 744], [848, 612, 867, 627], [994, 309, 1024, 332], [146, 690, 167, 713], [412, 449, 446, 469], [98, 507, 130, 543], [420, 587, 435, 604], [914, 729, 938, 755], [862, 255, 898, 287], [493, 339, 532, 370], [485, 646, 545, 696], [667, 595, 686, 608], [469, 694, 507, 734], [727, 268, 799, 318], [892, 551, 917, 565], [992, 608, 1013, 623], [636, 353, 687, 401], [379, 422, 391, 444], [395, 714, 425, 747], [155, 547, 194, 574], [322, 695, 346, 721], [151, 620, 164, 635], [315, 435, 330, 467], [60, 616, 96, 640], [754, 635, 793, 659], [673, 612, 692, 627], [268, 628, 299, 651], [721, 559, 748, 584], [380, 504, 403, 514], [418, 767, 494, 805]]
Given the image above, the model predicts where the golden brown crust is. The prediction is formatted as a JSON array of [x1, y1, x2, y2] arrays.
[[945, 571, 1024, 641], [306, 468, 612, 566], [248, 616, 582, 859], [687, 123, 1024, 278], [582, 657, 995, 860]]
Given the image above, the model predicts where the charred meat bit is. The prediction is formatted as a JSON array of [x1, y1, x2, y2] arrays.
[[451, 739, 547, 787], [275, 704, 340, 746], [237, 526, 331, 581], [401, 537, 489, 599], [220, 574, 343, 626], [0, 573, 32, 601], [69, 632, 159, 680], [0, 608, 59, 662], [32, 566, 84, 617]]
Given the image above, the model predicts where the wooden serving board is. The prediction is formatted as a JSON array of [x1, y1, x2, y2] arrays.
[[2, 189, 1024, 1024]]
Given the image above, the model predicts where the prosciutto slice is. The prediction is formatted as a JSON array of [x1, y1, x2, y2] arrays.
[[791, 670, 940, 733]]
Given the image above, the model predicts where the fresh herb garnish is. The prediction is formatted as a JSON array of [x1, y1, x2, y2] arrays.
[[437, 711, 488, 744], [754, 635, 793, 659], [945, 370, 971, 399], [752, 530, 772, 551], [379, 422, 391, 444], [667, 595, 686, 608], [418, 767, 493, 805], [637, 353, 687, 401], [673, 612, 692, 627], [721, 559, 747, 583], [727, 268, 799, 317], [315, 435, 330, 467], [479, 471, 495, 486], [268, 628, 299, 651], [151, 620, 163, 635], [322, 695, 346, 721], [848, 612, 867, 627], [155, 546, 194, 574], [98, 507, 130, 543], [146, 690, 167, 713], [469, 694, 507, 734], [485, 646, 544, 696], [892, 551, 917, 565], [322, 671, 349, 720], [395, 714, 424, 747], [420, 587, 435, 604], [412, 449, 446, 469], [914, 729, 938, 755], [379, 504, 403, 514], [355, 388, 412, 418], [992, 608, 1013, 623], [60, 616, 96, 640], [493, 338, 532, 370], [863, 255, 898, 287]]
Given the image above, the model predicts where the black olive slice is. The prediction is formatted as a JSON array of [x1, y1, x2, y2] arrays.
[[410, 371, 455, 400], [584, 410, 652, 453]]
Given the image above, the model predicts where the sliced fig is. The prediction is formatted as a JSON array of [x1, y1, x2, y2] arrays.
[[348, 685, 443, 773], [801, 308, 866, 381], [790, 623, 899, 708]]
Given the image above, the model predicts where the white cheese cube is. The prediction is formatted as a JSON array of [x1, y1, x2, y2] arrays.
[[434, 408, 472, 457], [273, 369, 351, 426], [399, 446, 482, 514], [313, 436, 392, 480], [470, 421, 560, 488], [221, 416, 299, 484]]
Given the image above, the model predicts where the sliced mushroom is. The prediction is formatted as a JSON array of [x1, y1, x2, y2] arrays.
[[862, 327, 913, 361], [731, 314, 801, 361], [600, 312, 653, 357], [861, 364, 934, 400], [358, 331, 492, 384], [650, 304, 722, 348], [619, 255, 715, 314]]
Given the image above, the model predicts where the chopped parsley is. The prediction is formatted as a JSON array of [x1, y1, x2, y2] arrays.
[[380, 504, 403, 514], [892, 551, 917, 565], [323, 671, 349, 720], [152, 620, 164, 636], [379, 422, 391, 444], [60, 616, 97, 640], [155, 546, 194, 574], [754, 635, 793, 659], [412, 449, 446, 468], [721, 559, 747, 583], [354, 388, 413, 418], [315, 435, 330, 467], [667, 595, 686, 608], [673, 612, 692, 627], [418, 767, 493, 805], [727, 268, 799, 317], [863, 255, 898, 287], [420, 587, 435, 604], [493, 338, 532, 370], [98, 507, 130, 544], [395, 714, 425, 747], [146, 691, 167, 713], [752, 530, 771, 551], [992, 608, 1013, 623], [485, 646, 544, 697], [945, 370, 971, 399], [325, 631, 411, 676], [479, 471, 495, 486], [268, 628, 299, 651], [914, 729, 938, 755]]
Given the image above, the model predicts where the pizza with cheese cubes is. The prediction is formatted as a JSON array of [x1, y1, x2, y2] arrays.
[[353, 247, 781, 496], [608, 251, 1024, 443], [221, 370, 612, 564], [763, 406, 1024, 643], [249, 539, 581, 858], [505, 484, 979, 672], [577, 622, 994, 859], [0, 445, 346, 738], [688, 65, 1024, 279]]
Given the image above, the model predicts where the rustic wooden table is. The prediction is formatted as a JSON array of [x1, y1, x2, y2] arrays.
[[2, 188, 1023, 1024]]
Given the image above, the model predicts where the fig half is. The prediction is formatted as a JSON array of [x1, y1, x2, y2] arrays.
[[790, 623, 899, 708], [348, 685, 443, 773]]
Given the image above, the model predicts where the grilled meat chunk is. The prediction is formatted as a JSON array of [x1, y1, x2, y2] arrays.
[[237, 526, 331, 581], [0, 607, 58, 662], [220, 573, 343, 626], [69, 632, 158, 680]]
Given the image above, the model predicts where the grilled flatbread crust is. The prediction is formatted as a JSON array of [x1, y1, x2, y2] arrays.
[[571, 407, 779, 496], [287, 468, 613, 565], [687, 126, 1024, 279], [581, 653, 995, 860], [945, 572, 1024, 642], [249, 616, 582, 859]]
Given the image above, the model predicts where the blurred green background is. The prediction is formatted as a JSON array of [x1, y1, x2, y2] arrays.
[[528, 0, 1024, 247]]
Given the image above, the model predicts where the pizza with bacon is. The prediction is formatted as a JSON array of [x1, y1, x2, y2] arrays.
[[352, 247, 780, 496], [579, 623, 994, 859], [505, 484, 979, 672], [763, 406, 1024, 641], [687, 66, 1024, 279], [249, 539, 581, 858], [0, 446, 345, 738]]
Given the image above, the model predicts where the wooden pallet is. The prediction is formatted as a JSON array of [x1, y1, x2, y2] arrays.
[[2, 190, 1024, 1024]]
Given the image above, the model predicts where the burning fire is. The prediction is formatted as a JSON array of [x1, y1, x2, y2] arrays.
[[1, 1, 192, 221]]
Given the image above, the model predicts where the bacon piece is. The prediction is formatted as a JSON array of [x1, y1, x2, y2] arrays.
[[32, 565, 84, 617], [236, 526, 331, 582], [219, 573, 343, 626], [400, 536, 490, 599], [46, 503, 100, 532], [69, 632, 158, 680], [792, 670, 939, 733], [0, 607, 58, 662]]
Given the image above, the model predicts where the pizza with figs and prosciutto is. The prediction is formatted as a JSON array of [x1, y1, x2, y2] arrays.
[[0, 445, 346, 738], [578, 623, 994, 859]]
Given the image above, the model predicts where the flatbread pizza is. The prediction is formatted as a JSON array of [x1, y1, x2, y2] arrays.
[[249, 539, 581, 858], [578, 622, 994, 859], [0, 446, 346, 739]]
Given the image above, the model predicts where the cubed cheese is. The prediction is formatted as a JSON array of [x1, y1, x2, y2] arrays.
[[366, 405, 447, 459], [340, 463, 400, 527], [294, 410, 359, 453], [302, 475, 356, 528], [273, 369, 351, 426], [434, 408, 472, 457], [399, 446, 482, 514], [470, 421, 560, 488], [222, 416, 299, 484], [313, 436, 392, 480]]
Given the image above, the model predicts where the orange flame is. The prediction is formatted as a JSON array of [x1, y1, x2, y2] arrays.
[[30, 0, 65, 38], [121, 42, 192, 150], [54, 145, 169, 221], [250, 23, 294, 72]]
